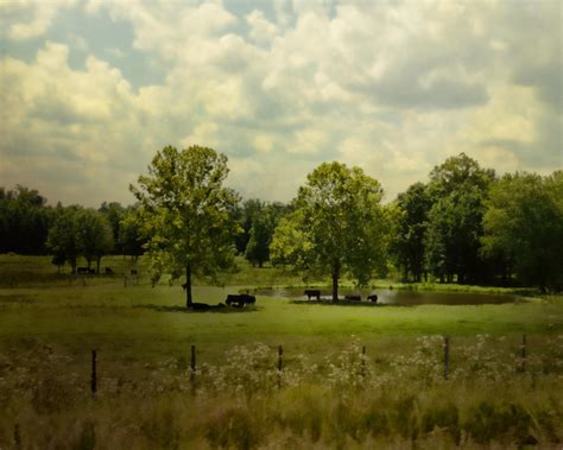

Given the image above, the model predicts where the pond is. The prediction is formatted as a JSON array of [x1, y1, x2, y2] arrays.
[[252, 287, 522, 306]]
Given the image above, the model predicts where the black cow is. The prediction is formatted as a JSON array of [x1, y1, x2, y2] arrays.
[[105, 267, 114, 275], [77, 267, 89, 274], [304, 289, 321, 300], [367, 294, 378, 303], [225, 294, 256, 308], [345, 295, 361, 301]]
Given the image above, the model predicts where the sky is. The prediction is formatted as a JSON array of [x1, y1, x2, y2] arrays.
[[1, 0, 561, 207]]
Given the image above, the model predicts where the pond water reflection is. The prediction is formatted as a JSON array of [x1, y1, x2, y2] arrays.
[[252, 287, 521, 306]]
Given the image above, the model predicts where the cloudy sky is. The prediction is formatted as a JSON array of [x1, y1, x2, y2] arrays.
[[1, 0, 561, 206]]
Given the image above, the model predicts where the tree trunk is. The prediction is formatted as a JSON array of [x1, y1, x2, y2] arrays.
[[96, 257, 101, 274], [185, 264, 193, 308], [331, 261, 340, 302]]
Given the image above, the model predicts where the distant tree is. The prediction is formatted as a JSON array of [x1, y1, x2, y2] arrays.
[[46, 206, 82, 273], [119, 206, 146, 262], [425, 154, 494, 283], [482, 171, 563, 291], [233, 198, 264, 254], [77, 209, 114, 273], [0, 185, 51, 254], [270, 162, 387, 301], [51, 253, 67, 273], [99, 201, 125, 253], [245, 202, 289, 267], [390, 182, 432, 281], [131, 145, 240, 308]]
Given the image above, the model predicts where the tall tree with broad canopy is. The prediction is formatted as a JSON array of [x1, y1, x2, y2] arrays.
[[270, 162, 388, 302], [131, 145, 240, 308], [425, 153, 495, 283], [482, 171, 563, 291]]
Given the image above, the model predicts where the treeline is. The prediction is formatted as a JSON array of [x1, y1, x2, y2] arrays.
[[1, 153, 562, 289], [0, 186, 288, 273], [388, 154, 562, 291], [0, 189, 144, 272]]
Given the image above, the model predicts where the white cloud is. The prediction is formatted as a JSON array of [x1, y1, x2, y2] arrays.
[[1, 0, 561, 206]]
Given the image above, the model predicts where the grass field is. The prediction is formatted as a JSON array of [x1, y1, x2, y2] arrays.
[[1, 254, 562, 448]]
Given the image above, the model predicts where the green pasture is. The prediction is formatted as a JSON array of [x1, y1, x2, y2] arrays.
[[0, 255, 561, 366]]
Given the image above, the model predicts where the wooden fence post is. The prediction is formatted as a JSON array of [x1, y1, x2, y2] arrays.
[[14, 423, 21, 449], [361, 345, 367, 378], [91, 349, 97, 397], [190, 345, 196, 395], [443, 336, 450, 380], [520, 334, 527, 372], [277, 345, 283, 389]]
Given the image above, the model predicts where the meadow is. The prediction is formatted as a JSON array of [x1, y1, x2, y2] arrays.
[[0, 254, 562, 449]]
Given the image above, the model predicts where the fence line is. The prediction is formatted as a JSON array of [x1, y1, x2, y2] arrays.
[[88, 335, 534, 395]]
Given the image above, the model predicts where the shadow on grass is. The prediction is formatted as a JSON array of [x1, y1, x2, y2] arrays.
[[133, 303, 261, 313], [290, 300, 413, 307]]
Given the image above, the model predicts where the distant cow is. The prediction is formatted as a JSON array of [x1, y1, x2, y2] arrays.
[[130, 269, 138, 276], [345, 295, 361, 301], [226, 294, 256, 308], [304, 289, 321, 300], [367, 294, 378, 303], [77, 267, 89, 274], [105, 267, 114, 275]]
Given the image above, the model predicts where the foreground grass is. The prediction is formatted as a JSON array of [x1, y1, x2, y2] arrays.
[[1, 339, 562, 449]]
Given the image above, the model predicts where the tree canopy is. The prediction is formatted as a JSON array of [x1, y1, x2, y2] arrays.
[[425, 153, 495, 283], [131, 145, 240, 308], [46, 206, 114, 273], [271, 162, 388, 301], [482, 171, 563, 291]]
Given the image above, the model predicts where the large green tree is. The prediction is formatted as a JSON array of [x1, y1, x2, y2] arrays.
[[425, 153, 494, 283], [482, 171, 563, 291], [270, 162, 387, 301], [131, 145, 239, 308]]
